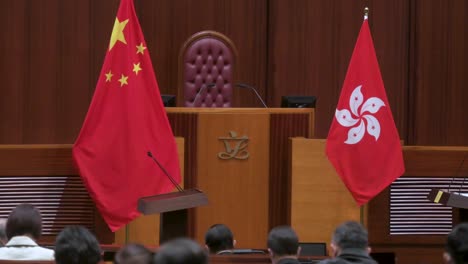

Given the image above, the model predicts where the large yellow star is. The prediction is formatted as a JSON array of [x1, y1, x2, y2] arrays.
[[118, 74, 128, 87], [136, 43, 146, 54], [105, 70, 113, 82], [109, 18, 129, 51], [133, 63, 142, 75]]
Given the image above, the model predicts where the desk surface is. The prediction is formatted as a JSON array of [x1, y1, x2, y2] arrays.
[[166, 107, 314, 114]]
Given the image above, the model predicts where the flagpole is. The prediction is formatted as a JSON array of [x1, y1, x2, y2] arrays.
[[360, 6, 370, 227], [364, 7, 369, 20], [360, 206, 365, 226], [125, 224, 129, 244]]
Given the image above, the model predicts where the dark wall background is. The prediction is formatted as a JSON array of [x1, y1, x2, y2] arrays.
[[0, 0, 466, 145]]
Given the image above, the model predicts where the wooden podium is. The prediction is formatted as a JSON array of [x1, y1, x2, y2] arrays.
[[138, 189, 208, 243], [288, 138, 361, 243], [167, 108, 314, 248]]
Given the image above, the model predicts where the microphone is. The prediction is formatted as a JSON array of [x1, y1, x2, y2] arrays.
[[147, 151, 184, 192], [235, 83, 268, 108], [192, 83, 216, 106]]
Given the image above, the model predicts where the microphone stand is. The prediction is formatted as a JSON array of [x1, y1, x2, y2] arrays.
[[192, 83, 216, 107], [147, 151, 183, 192], [138, 150, 208, 243], [236, 83, 268, 108]]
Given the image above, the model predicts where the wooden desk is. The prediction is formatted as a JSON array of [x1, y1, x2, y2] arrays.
[[288, 138, 361, 243], [210, 255, 327, 264], [167, 108, 314, 248]]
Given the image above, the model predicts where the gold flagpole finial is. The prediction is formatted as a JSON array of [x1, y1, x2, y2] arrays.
[[364, 7, 369, 20]]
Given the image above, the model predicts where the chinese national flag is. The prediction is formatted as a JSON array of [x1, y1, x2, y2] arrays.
[[325, 18, 405, 205], [73, 0, 181, 231]]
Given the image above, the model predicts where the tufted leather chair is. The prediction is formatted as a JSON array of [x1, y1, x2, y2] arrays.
[[178, 31, 237, 107]]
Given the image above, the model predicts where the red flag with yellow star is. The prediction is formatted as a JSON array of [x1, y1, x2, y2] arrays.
[[72, 0, 181, 231]]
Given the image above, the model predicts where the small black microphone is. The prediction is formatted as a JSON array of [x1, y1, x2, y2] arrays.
[[235, 83, 268, 108], [147, 151, 184, 192], [192, 83, 216, 107]]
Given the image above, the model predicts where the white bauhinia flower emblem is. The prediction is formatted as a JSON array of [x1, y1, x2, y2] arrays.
[[335, 85, 385, 144]]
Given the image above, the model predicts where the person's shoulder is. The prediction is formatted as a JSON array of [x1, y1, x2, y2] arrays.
[[0, 246, 54, 261], [31, 246, 55, 260], [277, 258, 301, 264], [0, 247, 11, 258], [316, 258, 348, 264]]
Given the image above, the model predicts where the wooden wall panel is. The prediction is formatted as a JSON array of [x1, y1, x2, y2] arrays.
[[0, 1, 27, 143], [268, 0, 409, 139], [23, 1, 60, 143], [55, 1, 92, 143], [0, 0, 100, 144], [1, 0, 465, 147], [0, 0, 267, 144], [368, 1, 410, 140], [408, 0, 468, 145], [135, 0, 268, 108]]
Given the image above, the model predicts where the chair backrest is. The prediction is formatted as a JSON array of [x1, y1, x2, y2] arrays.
[[298, 242, 327, 256], [178, 31, 237, 107], [216, 249, 266, 255]]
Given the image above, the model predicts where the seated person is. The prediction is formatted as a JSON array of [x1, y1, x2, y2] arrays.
[[0, 219, 7, 246], [318, 221, 377, 264], [444, 222, 468, 264], [115, 243, 153, 264], [54, 225, 101, 264], [267, 226, 301, 264], [205, 224, 236, 254], [0, 203, 54, 260], [154, 238, 208, 264]]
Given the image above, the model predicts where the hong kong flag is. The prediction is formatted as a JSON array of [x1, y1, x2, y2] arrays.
[[325, 17, 405, 205]]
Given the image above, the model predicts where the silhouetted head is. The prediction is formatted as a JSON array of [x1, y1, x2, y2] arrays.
[[154, 238, 208, 264], [54, 226, 101, 264], [6, 204, 42, 240], [445, 223, 468, 264], [267, 226, 300, 260], [330, 221, 370, 257], [115, 243, 153, 264], [205, 224, 234, 254]]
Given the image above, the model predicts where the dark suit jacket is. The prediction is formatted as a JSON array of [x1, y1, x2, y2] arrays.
[[317, 248, 377, 264], [277, 257, 301, 264]]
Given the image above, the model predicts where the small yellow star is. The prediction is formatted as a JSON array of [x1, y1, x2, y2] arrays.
[[133, 63, 142, 75], [109, 18, 129, 51], [105, 70, 113, 82], [136, 43, 146, 54], [118, 74, 129, 87]]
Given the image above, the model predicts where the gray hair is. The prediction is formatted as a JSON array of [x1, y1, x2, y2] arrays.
[[332, 221, 368, 250]]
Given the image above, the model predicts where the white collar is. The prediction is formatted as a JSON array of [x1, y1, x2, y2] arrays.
[[5, 236, 38, 247]]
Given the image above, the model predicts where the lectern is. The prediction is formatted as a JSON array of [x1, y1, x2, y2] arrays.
[[427, 189, 468, 209], [138, 189, 208, 243], [167, 107, 314, 248]]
